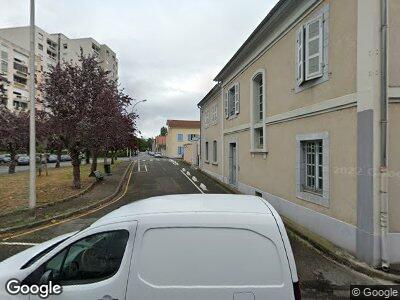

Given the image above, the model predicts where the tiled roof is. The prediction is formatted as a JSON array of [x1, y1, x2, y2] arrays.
[[166, 119, 200, 128]]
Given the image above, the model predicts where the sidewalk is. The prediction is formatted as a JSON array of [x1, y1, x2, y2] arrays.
[[0, 161, 131, 232]]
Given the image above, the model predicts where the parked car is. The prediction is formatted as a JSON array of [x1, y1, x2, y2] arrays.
[[0, 154, 11, 164], [148, 151, 154, 156], [0, 194, 300, 300], [61, 154, 71, 162], [154, 152, 163, 158], [47, 154, 58, 163], [16, 154, 29, 166]]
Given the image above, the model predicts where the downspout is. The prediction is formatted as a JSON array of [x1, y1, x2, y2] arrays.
[[379, 0, 389, 270], [198, 103, 202, 168]]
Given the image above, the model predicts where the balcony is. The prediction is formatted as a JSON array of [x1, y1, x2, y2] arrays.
[[14, 82, 26, 89]]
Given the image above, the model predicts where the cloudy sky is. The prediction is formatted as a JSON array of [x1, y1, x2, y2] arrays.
[[0, 0, 278, 137]]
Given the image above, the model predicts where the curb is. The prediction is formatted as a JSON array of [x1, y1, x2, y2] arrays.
[[195, 167, 240, 194], [284, 218, 400, 283], [0, 161, 134, 235], [196, 165, 400, 283]]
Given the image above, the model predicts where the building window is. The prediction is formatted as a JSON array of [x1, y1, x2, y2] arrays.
[[188, 134, 199, 141], [177, 146, 184, 156], [254, 128, 263, 149], [14, 62, 28, 74], [224, 83, 240, 118], [296, 132, 329, 207], [296, 6, 329, 91], [302, 140, 323, 193], [212, 104, 218, 124], [177, 133, 184, 142], [251, 70, 266, 152], [63, 43, 68, 49], [253, 73, 263, 122], [205, 142, 209, 162], [14, 75, 27, 86], [38, 43, 43, 51], [92, 43, 100, 54], [47, 49, 57, 60], [13, 100, 27, 110], [1, 51, 8, 60], [38, 33, 43, 40], [1, 61, 8, 75], [212, 140, 217, 163]]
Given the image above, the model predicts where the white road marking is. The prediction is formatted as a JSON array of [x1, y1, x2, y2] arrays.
[[0, 241, 39, 246], [186, 171, 191, 176], [182, 168, 186, 172], [192, 176, 197, 182], [200, 183, 208, 191], [136, 160, 148, 173], [180, 170, 204, 194]]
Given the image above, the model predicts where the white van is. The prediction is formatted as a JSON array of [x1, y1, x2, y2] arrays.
[[0, 194, 301, 300]]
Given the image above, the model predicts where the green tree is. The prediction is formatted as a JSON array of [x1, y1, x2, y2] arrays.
[[160, 126, 167, 136]]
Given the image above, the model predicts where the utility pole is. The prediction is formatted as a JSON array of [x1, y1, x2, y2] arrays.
[[29, 0, 36, 210]]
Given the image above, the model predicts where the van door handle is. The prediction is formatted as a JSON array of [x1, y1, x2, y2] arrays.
[[98, 296, 118, 300]]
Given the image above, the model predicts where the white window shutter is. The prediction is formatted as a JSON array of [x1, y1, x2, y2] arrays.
[[224, 91, 228, 119], [296, 27, 304, 86], [305, 16, 323, 80], [234, 83, 240, 114]]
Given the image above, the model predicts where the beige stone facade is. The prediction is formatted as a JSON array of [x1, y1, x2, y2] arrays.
[[198, 0, 400, 266], [165, 120, 200, 158]]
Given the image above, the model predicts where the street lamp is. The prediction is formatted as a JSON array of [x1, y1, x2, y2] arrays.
[[29, 0, 36, 210], [131, 99, 147, 110], [128, 99, 147, 157]]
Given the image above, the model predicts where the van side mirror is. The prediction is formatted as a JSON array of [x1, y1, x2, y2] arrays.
[[39, 270, 54, 285]]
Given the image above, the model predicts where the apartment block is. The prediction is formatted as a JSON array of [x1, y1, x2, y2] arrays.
[[165, 120, 200, 158], [0, 26, 118, 111], [0, 36, 43, 111], [198, 0, 400, 267]]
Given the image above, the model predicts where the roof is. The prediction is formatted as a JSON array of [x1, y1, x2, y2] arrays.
[[214, 0, 308, 82], [166, 119, 200, 129], [92, 195, 271, 226], [155, 135, 166, 145], [197, 83, 221, 108]]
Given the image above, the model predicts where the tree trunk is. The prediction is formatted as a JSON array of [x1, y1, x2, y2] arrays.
[[70, 148, 81, 189], [90, 149, 98, 176], [55, 146, 62, 168], [104, 150, 108, 165], [85, 149, 90, 165], [111, 151, 115, 165], [8, 148, 16, 174]]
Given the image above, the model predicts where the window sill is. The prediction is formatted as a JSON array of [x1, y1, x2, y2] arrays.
[[227, 114, 238, 120], [204, 161, 210, 164], [250, 149, 268, 154], [296, 190, 329, 208], [212, 162, 218, 166]]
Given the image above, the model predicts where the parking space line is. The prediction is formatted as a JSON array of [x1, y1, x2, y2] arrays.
[[180, 170, 204, 194]]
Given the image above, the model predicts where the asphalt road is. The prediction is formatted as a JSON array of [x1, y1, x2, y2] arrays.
[[0, 152, 386, 298]]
